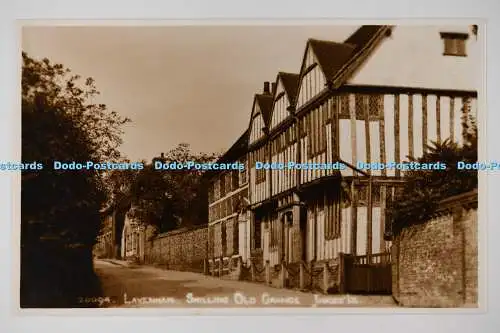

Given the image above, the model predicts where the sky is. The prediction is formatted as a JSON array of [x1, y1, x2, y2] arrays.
[[21, 24, 358, 162]]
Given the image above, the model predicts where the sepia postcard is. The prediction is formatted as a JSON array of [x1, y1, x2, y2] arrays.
[[17, 21, 485, 312]]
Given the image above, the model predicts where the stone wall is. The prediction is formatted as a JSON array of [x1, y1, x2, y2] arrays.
[[144, 225, 208, 273], [391, 190, 478, 307]]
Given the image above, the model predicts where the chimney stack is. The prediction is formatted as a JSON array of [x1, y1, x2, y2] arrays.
[[263, 81, 270, 94], [271, 82, 277, 95], [471, 25, 478, 39]]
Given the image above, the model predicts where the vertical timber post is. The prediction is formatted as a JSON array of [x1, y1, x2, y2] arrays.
[[339, 252, 346, 294], [265, 260, 271, 285], [219, 256, 223, 277], [280, 261, 286, 288], [367, 177, 373, 264], [299, 261, 305, 290], [323, 261, 329, 294]]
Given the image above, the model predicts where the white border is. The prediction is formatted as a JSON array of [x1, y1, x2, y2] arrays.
[[2, 0, 499, 332], [14, 18, 487, 316]]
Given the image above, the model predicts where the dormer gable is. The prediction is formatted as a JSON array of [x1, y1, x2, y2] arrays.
[[269, 72, 299, 130], [295, 39, 356, 110], [248, 82, 273, 146]]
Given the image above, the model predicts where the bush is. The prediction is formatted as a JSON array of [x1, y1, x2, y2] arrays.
[[388, 111, 477, 235]]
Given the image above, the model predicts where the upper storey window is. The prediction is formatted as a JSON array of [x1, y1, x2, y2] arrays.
[[440, 32, 468, 57], [239, 159, 247, 186]]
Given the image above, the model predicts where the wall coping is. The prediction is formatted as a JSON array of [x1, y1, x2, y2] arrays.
[[434, 189, 478, 214], [155, 224, 207, 239], [392, 189, 478, 236]]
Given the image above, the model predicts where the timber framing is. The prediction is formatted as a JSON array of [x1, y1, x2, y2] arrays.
[[207, 24, 480, 280]]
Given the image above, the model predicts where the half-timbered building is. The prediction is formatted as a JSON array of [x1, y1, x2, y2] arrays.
[[205, 24, 480, 291], [207, 130, 251, 274], [245, 24, 480, 274]]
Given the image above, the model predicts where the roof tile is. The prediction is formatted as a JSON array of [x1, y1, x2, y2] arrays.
[[277, 72, 300, 105]]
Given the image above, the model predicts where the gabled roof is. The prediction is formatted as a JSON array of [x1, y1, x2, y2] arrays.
[[203, 130, 249, 181], [254, 93, 274, 127], [276, 72, 300, 105], [308, 39, 357, 82], [344, 25, 386, 52], [217, 129, 249, 164], [302, 25, 390, 89]]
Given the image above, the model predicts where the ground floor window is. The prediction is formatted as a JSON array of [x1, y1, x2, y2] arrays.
[[253, 214, 262, 250], [208, 226, 214, 258], [325, 186, 342, 240], [269, 212, 281, 248], [221, 222, 227, 256], [233, 217, 239, 255]]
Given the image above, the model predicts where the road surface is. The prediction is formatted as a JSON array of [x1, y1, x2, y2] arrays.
[[93, 259, 396, 308]]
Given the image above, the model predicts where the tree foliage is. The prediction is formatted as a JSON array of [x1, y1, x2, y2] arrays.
[[21, 52, 129, 307], [22, 52, 130, 162], [388, 108, 478, 235], [21, 52, 130, 246], [125, 143, 219, 232]]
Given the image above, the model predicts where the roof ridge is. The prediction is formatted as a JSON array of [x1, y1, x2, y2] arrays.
[[330, 25, 390, 87], [309, 38, 355, 48], [278, 71, 299, 76]]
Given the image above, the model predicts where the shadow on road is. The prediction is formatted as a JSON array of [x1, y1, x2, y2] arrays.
[[20, 246, 105, 308]]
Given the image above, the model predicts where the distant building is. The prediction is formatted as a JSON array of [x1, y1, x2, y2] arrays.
[[206, 130, 251, 264], [93, 197, 131, 260]]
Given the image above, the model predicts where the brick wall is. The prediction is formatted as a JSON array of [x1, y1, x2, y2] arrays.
[[144, 225, 208, 273], [392, 190, 478, 307]]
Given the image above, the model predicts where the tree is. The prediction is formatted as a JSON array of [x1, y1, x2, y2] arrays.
[[21, 52, 130, 307], [22, 53, 130, 162], [127, 143, 219, 232], [388, 109, 478, 235]]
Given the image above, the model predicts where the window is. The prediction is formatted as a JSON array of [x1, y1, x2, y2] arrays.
[[253, 217, 262, 249], [357, 184, 381, 207], [440, 32, 468, 57], [255, 148, 266, 184], [215, 203, 220, 220], [324, 186, 342, 240], [208, 226, 215, 258], [220, 176, 226, 197], [208, 185, 214, 203], [226, 198, 231, 216], [308, 107, 327, 158], [233, 218, 239, 255], [239, 159, 247, 185], [270, 214, 279, 247], [231, 170, 239, 190], [227, 173, 233, 192], [339, 94, 350, 118], [299, 116, 306, 138], [221, 222, 227, 256], [355, 94, 366, 119], [214, 180, 220, 200], [323, 99, 333, 123], [368, 94, 383, 119]]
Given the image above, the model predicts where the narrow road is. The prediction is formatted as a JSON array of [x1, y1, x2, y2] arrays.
[[93, 259, 396, 308]]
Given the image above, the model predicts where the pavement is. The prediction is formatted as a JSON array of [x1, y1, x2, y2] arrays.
[[93, 259, 397, 308]]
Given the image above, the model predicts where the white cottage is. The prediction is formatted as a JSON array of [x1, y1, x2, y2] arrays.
[[121, 209, 146, 262]]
